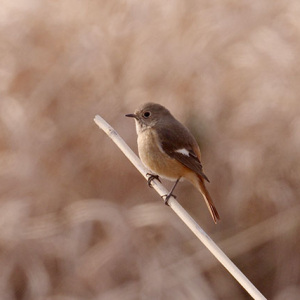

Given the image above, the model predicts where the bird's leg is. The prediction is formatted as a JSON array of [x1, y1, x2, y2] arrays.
[[146, 173, 161, 188], [162, 177, 180, 206]]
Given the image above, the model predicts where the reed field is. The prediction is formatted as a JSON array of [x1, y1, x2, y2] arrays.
[[1, 1, 300, 299]]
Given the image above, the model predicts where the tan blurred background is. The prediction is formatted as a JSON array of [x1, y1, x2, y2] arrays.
[[1, 1, 300, 299]]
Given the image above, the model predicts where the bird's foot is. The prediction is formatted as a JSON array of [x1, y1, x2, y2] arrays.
[[161, 192, 177, 206], [146, 173, 161, 188]]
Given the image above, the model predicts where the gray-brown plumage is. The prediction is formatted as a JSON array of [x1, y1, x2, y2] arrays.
[[126, 103, 220, 223]]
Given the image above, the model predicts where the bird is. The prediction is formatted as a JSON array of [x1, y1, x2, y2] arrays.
[[125, 102, 220, 223]]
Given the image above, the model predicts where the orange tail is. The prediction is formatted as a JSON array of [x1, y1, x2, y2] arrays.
[[196, 175, 220, 224]]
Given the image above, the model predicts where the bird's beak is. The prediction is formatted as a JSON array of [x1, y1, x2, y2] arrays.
[[125, 113, 138, 119]]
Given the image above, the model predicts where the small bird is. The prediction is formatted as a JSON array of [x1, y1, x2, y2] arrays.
[[126, 103, 220, 223]]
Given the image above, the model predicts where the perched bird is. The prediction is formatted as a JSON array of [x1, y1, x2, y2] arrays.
[[126, 103, 220, 223]]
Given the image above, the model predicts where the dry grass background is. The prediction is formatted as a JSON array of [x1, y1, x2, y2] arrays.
[[1, 0, 300, 299]]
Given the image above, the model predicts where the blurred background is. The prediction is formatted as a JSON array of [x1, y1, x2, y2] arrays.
[[1, 0, 300, 299]]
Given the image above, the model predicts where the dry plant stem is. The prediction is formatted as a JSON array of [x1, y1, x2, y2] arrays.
[[94, 115, 267, 300]]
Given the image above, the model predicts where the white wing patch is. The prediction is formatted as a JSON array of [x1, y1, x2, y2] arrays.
[[175, 148, 190, 156]]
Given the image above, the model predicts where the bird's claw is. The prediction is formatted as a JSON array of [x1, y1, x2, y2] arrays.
[[161, 193, 177, 206], [146, 173, 161, 188]]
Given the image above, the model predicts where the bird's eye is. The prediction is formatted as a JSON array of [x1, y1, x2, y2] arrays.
[[143, 111, 151, 118]]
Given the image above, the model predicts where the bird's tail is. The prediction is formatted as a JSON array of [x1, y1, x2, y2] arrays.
[[196, 174, 220, 224]]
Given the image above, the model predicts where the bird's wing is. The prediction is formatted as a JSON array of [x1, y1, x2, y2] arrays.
[[157, 125, 210, 182]]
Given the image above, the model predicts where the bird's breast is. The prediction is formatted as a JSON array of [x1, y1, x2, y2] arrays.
[[137, 129, 189, 180]]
